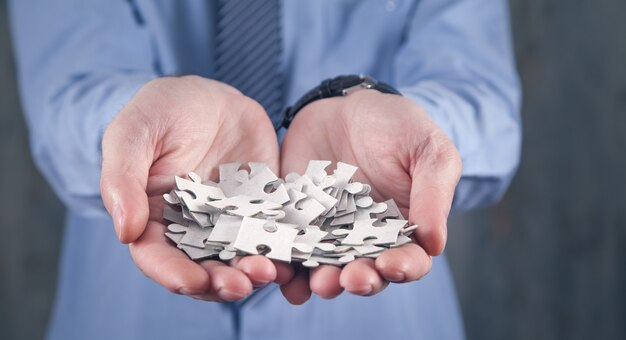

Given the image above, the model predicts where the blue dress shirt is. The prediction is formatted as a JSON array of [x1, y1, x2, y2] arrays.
[[9, 1, 521, 339]]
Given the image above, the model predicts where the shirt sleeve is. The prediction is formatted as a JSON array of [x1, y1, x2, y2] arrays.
[[9, 0, 157, 216], [393, 0, 522, 211]]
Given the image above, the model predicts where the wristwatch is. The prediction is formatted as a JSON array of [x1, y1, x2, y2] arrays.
[[280, 74, 402, 129]]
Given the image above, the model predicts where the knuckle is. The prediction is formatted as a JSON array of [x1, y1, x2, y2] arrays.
[[417, 131, 462, 176]]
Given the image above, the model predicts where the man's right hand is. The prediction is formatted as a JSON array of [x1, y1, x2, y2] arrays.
[[100, 76, 293, 302]]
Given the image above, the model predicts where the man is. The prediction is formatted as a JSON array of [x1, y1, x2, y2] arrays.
[[9, 0, 520, 339]]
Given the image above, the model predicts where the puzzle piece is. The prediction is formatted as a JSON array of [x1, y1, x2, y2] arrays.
[[167, 222, 212, 248], [300, 256, 343, 268], [163, 190, 181, 205], [164, 161, 423, 266], [295, 226, 336, 252], [392, 234, 413, 247], [280, 189, 325, 229], [163, 205, 187, 225], [188, 210, 214, 227], [174, 173, 225, 212], [335, 194, 357, 216], [218, 163, 249, 194], [330, 212, 355, 226], [206, 214, 242, 244], [218, 245, 238, 261], [207, 195, 282, 217], [331, 162, 358, 188], [373, 199, 404, 225], [233, 217, 311, 262], [335, 250, 361, 264], [333, 240, 384, 255], [327, 239, 385, 264], [320, 224, 345, 241], [257, 209, 286, 220], [181, 243, 224, 260], [304, 160, 332, 185], [248, 162, 273, 178], [288, 174, 338, 214], [282, 173, 304, 192], [355, 196, 373, 208], [354, 201, 388, 220], [219, 163, 289, 204], [165, 230, 223, 260], [328, 162, 358, 197], [344, 182, 365, 195], [332, 218, 407, 246], [179, 205, 194, 222], [165, 231, 183, 244], [337, 190, 349, 211], [401, 224, 419, 235], [219, 163, 248, 181]]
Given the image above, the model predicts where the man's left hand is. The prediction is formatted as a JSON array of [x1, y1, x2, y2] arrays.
[[279, 90, 462, 304]]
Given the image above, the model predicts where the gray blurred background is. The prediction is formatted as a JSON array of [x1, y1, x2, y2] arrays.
[[1, 1, 624, 339]]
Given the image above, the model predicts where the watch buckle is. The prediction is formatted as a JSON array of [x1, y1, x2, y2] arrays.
[[341, 76, 377, 96]]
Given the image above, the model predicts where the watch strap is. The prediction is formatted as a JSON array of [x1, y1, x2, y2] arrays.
[[280, 75, 401, 129]]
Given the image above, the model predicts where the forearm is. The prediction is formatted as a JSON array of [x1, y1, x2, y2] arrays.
[[402, 79, 521, 211], [27, 74, 154, 216], [395, 0, 521, 211], [9, 0, 157, 215]]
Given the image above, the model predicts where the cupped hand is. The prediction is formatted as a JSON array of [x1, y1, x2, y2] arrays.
[[101, 76, 293, 302], [279, 90, 462, 303]]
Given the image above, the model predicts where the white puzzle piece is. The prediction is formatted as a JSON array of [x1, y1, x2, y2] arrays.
[[280, 189, 325, 229], [219, 163, 290, 204], [206, 214, 242, 244], [175, 173, 225, 212], [168, 222, 212, 248], [207, 195, 282, 217], [333, 218, 407, 246], [233, 217, 309, 262], [162, 161, 421, 267]]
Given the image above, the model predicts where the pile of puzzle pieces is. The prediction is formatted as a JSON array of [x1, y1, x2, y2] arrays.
[[163, 161, 417, 267]]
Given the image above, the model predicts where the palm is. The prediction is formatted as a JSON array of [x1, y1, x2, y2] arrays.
[[102, 76, 291, 302], [282, 93, 421, 216], [280, 90, 461, 301]]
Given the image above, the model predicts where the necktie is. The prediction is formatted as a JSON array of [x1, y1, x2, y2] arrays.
[[214, 0, 284, 128]]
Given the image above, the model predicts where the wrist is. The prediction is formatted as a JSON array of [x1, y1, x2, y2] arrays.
[[282, 75, 401, 129]]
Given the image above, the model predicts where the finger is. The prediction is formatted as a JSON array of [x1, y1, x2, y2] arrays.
[[148, 195, 167, 222], [279, 143, 310, 176], [273, 261, 296, 285], [129, 221, 210, 295], [101, 112, 155, 243], [409, 136, 462, 255], [340, 258, 387, 296], [279, 123, 328, 177], [279, 266, 311, 305], [310, 265, 343, 299], [198, 260, 253, 302], [375, 243, 432, 283], [231, 255, 277, 288]]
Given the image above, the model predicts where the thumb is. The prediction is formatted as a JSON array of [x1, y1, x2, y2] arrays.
[[101, 112, 155, 244], [408, 138, 462, 256]]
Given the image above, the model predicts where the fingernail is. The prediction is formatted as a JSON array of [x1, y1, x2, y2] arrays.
[[351, 284, 374, 295], [252, 280, 271, 288], [387, 271, 406, 282], [112, 205, 123, 240], [178, 288, 192, 295], [217, 287, 246, 301]]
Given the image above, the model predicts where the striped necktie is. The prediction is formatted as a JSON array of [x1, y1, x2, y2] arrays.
[[214, 0, 284, 128]]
